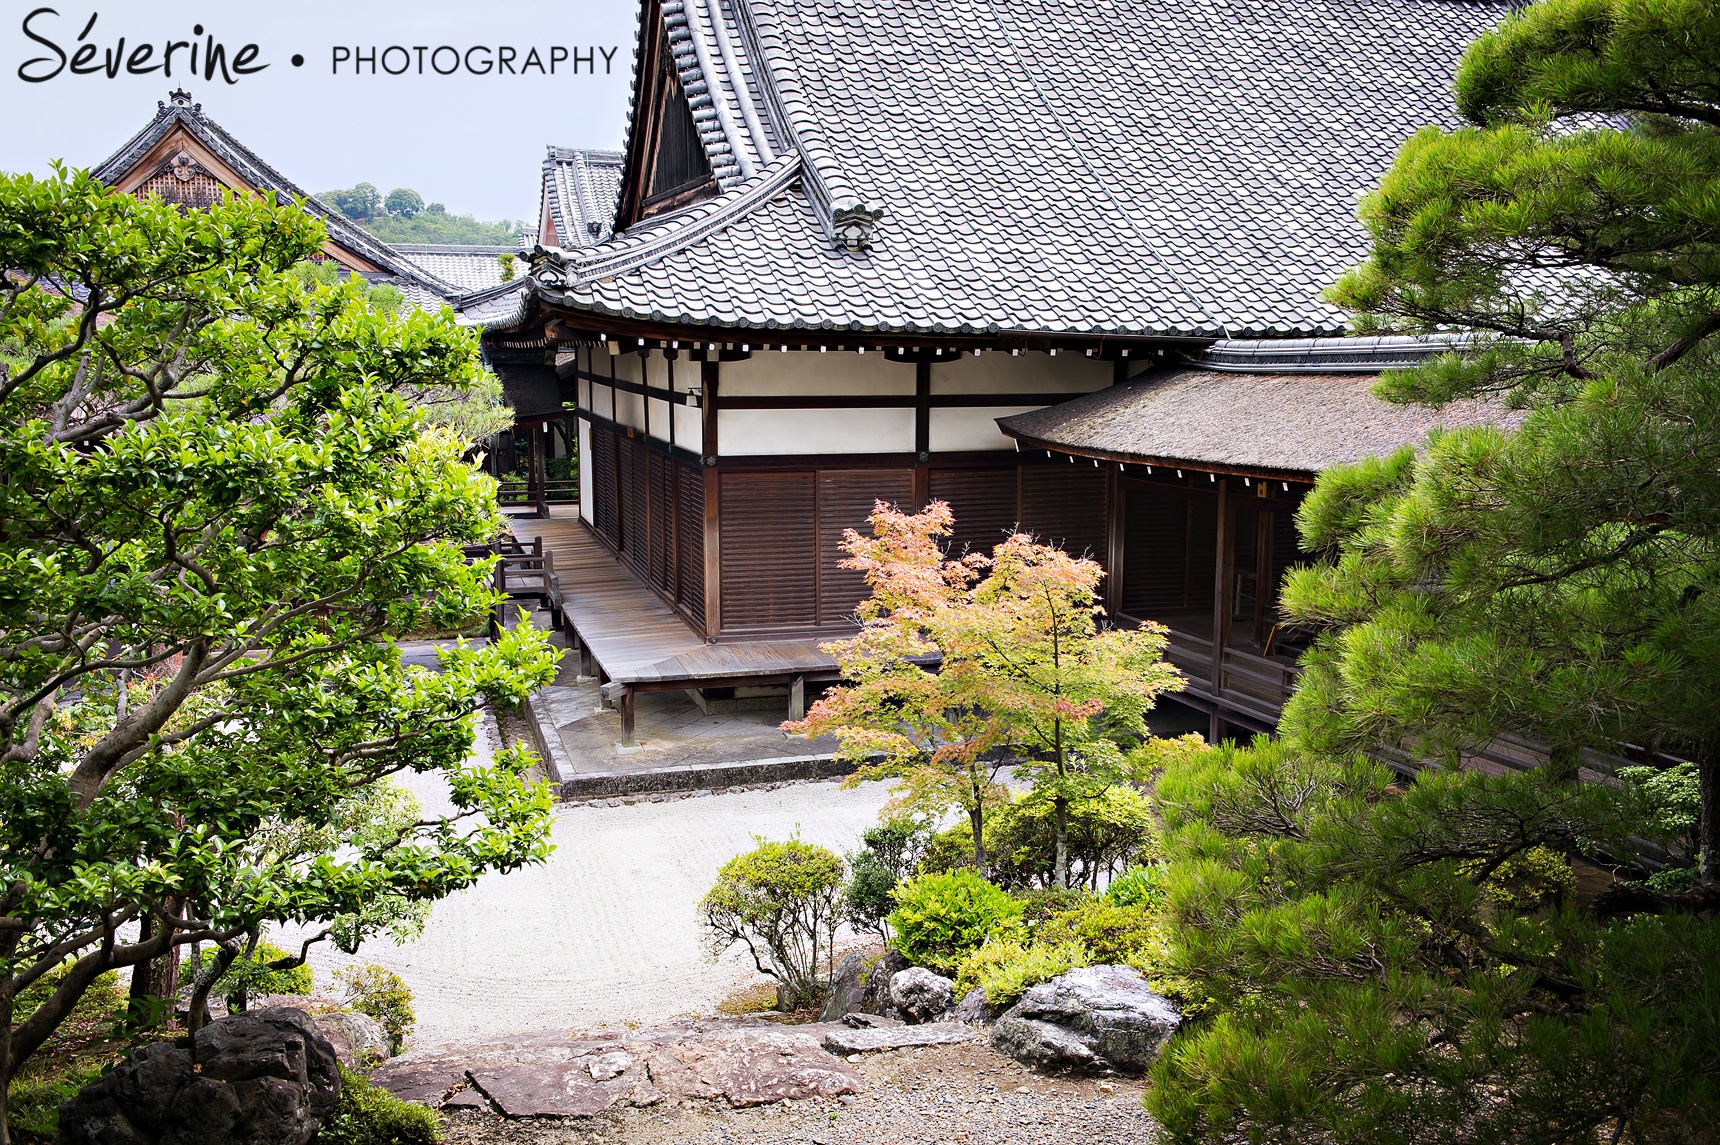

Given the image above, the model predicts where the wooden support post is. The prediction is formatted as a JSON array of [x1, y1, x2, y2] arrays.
[[790, 675, 806, 721], [620, 687, 636, 747], [489, 557, 506, 641], [1209, 711, 1227, 745], [1211, 476, 1231, 707], [596, 665, 610, 706]]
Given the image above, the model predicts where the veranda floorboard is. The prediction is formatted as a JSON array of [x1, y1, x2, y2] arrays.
[[509, 515, 838, 688]]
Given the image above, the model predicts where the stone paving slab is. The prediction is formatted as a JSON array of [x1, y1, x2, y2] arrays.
[[372, 1019, 866, 1116], [821, 1021, 980, 1055]]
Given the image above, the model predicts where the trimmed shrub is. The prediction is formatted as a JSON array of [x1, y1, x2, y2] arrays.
[[336, 964, 416, 1053], [915, 824, 979, 876], [987, 787, 1156, 890], [703, 838, 846, 1010], [317, 1065, 441, 1145], [954, 938, 1090, 1009], [888, 870, 1022, 975], [843, 819, 927, 939], [1039, 900, 1158, 968], [180, 940, 313, 1010], [1104, 863, 1166, 909]]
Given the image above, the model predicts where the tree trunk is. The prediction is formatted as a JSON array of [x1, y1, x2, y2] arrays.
[[1, 988, 13, 1145], [968, 805, 989, 879], [1700, 745, 1718, 883], [1054, 797, 1070, 890]]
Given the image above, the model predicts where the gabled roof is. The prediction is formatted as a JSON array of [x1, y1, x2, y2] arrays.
[[93, 90, 460, 304], [392, 244, 524, 292], [539, 147, 626, 248], [997, 338, 1524, 478], [521, 0, 1511, 342]]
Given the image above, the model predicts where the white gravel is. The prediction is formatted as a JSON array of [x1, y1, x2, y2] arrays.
[[279, 749, 894, 1049]]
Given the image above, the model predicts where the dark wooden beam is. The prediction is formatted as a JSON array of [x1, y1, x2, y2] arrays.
[[702, 359, 721, 640], [1211, 476, 1232, 719]]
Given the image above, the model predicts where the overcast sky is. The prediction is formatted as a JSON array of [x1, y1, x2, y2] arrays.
[[2, 0, 640, 222]]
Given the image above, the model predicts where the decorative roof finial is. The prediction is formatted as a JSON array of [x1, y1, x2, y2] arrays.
[[168, 89, 194, 108], [831, 201, 884, 253]]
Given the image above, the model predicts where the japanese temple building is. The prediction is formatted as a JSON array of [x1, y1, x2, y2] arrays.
[[480, 0, 1518, 741]]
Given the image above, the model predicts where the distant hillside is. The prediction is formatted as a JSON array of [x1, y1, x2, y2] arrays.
[[316, 182, 525, 246]]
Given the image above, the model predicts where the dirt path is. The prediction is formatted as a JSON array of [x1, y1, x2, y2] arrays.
[[437, 1040, 1160, 1145]]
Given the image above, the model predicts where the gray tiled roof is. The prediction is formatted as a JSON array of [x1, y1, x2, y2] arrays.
[[526, 0, 1510, 340], [392, 244, 522, 292], [93, 93, 461, 308], [541, 148, 626, 247]]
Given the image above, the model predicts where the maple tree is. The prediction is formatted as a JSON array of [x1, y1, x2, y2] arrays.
[[788, 501, 1181, 888]]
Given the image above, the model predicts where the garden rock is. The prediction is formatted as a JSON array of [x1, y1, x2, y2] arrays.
[[991, 965, 1180, 1075], [890, 966, 955, 1023], [840, 1012, 900, 1029], [816, 950, 871, 1022], [821, 1021, 979, 1055], [952, 986, 991, 1025], [858, 949, 909, 1019], [313, 1010, 392, 1067], [57, 1007, 340, 1145]]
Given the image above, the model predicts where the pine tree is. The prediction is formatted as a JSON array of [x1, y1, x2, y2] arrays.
[[1145, 3, 1720, 1140]]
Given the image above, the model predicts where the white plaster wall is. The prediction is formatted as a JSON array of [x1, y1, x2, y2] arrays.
[[719, 407, 915, 455], [611, 352, 644, 385], [614, 389, 645, 432], [648, 398, 673, 443], [578, 418, 593, 524], [929, 406, 1041, 452], [720, 351, 915, 396], [577, 377, 591, 410], [674, 403, 703, 452], [645, 353, 671, 390], [929, 350, 1112, 395], [590, 383, 614, 422]]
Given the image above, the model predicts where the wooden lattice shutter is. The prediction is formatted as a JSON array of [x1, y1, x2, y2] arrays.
[[1121, 490, 1195, 618], [590, 426, 619, 548], [676, 461, 706, 631], [928, 467, 1020, 559], [720, 471, 816, 631], [1019, 465, 1107, 562], [649, 450, 674, 592], [816, 469, 913, 626], [617, 436, 649, 577]]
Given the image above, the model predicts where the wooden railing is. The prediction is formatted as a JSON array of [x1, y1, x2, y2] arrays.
[[1163, 626, 1300, 727], [497, 478, 578, 504]]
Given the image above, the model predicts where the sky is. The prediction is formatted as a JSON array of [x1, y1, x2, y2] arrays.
[[1, 0, 641, 222]]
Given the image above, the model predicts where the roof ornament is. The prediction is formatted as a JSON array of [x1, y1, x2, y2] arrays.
[[831, 200, 884, 253], [169, 151, 201, 182], [168, 88, 194, 108]]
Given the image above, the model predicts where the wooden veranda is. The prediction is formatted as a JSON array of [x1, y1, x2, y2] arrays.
[[508, 511, 841, 745]]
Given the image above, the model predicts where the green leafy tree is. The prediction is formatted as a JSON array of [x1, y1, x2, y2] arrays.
[[0, 167, 558, 1142], [702, 839, 846, 1010], [384, 188, 424, 218], [319, 181, 382, 221], [789, 501, 1181, 887]]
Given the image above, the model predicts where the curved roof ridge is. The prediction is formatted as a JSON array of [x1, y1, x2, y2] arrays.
[[539, 153, 801, 287], [93, 95, 459, 298]]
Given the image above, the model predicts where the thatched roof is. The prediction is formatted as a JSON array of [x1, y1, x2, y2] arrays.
[[995, 370, 1523, 479]]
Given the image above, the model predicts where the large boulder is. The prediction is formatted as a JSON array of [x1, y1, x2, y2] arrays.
[[816, 950, 870, 1023], [990, 965, 1180, 1075], [58, 1007, 341, 1145], [858, 949, 909, 1019], [313, 1010, 392, 1067], [951, 986, 991, 1025], [889, 967, 954, 1024]]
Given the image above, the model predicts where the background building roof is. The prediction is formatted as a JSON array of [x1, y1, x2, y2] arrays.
[[527, 0, 1511, 341], [541, 147, 627, 248], [997, 339, 1524, 477], [94, 91, 461, 307]]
